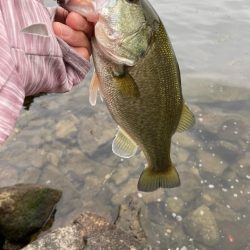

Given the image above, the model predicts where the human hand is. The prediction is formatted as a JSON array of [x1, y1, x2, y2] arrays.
[[52, 7, 94, 60]]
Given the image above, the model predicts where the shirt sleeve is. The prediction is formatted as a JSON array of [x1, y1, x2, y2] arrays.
[[0, 0, 91, 143], [0, 0, 91, 96], [0, 9, 25, 143]]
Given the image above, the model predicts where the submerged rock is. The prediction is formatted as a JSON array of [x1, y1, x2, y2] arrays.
[[199, 151, 228, 176], [183, 205, 219, 247], [23, 212, 147, 250], [166, 196, 185, 214], [55, 113, 78, 139], [22, 226, 85, 250], [0, 184, 62, 244]]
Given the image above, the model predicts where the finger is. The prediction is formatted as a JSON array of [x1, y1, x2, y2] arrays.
[[73, 47, 91, 60], [53, 22, 91, 50], [66, 12, 94, 37], [54, 7, 68, 23]]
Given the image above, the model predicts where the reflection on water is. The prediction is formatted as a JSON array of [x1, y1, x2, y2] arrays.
[[0, 0, 249, 249]]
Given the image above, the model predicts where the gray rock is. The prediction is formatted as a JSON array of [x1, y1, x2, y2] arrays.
[[198, 150, 227, 175], [183, 205, 220, 247], [22, 226, 85, 250], [212, 203, 240, 222], [236, 152, 250, 178], [0, 184, 62, 242], [166, 197, 185, 214], [173, 133, 197, 149], [246, 242, 250, 250], [55, 113, 78, 139], [173, 147, 190, 164], [0, 162, 18, 188], [23, 212, 147, 250], [114, 195, 147, 244]]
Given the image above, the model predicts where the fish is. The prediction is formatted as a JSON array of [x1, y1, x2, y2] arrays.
[[59, 0, 195, 192]]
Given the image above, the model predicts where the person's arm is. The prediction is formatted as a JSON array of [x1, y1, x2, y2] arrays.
[[0, 10, 25, 143], [0, 0, 93, 143]]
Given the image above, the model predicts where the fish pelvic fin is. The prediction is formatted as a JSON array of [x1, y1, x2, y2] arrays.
[[89, 71, 103, 106], [137, 164, 180, 192], [112, 127, 138, 158]]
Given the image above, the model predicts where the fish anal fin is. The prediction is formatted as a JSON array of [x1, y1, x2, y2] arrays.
[[89, 71, 102, 106], [112, 128, 138, 158], [176, 104, 195, 133], [137, 164, 180, 192]]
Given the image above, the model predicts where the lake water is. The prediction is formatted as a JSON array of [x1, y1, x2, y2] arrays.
[[0, 0, 249, 249]]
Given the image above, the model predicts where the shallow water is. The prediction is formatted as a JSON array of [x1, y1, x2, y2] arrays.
[[0, 0, 249, 249]]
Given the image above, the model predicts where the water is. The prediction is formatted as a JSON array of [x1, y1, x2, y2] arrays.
[[0, 0, 249, 249]]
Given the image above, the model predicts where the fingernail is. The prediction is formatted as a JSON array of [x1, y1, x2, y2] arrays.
[[61, 25, 72, 38]]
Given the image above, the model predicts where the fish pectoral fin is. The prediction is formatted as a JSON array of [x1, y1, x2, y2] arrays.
[[137, 164, 180, 192], [89, 71, 103, 106], [176, 104, 195, 133], [113, 71, 140, 98], [112, 128, 138, 158]]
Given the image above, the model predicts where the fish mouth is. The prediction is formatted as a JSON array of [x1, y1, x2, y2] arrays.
[[56, 0, 100, 23]]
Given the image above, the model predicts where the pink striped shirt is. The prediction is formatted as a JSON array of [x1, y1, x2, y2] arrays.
[[0, 0, 91, 143]]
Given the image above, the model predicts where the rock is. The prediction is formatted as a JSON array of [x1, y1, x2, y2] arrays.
[[173, 147, 190, 164], [23, 212, 147, 250], [55, 113, 78, 139], [114, 195, 146, 244], [169, 171, 200, 203], [22, 226, 85, 250], [200, 193, 216, 207], [198, 151, 228, 175], [0, 162, 18, 188], [183, 205, 220, 247], [112, 166, 130, 185], [214, 140, 241, 157], [201, 113, 224, 134], [212, 203, 240, 222], [139, 189, 165, 204], [0, 184, 62, 243], [46, 151, 62, 166], [173, 132, 197, 149], [18, 168, 41, 184], [222, 188, 249, 212], [236, 152, 250, 178], [112, 178, 138, 204], [166, 197, 185, 214], [169, 225, 188, 249], [218, 119, 245, 143], [216, 220, 250, 250], [246, 242, 250, 250]]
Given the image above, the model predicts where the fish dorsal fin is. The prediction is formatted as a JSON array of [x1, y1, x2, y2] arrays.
[[112, 127, 138, 158], [89, 71, 101, 106], [176, 104, 195, 132]]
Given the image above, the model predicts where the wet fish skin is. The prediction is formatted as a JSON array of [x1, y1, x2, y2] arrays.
[[59, 0, 195, 192], [91, 0, 194, 192]]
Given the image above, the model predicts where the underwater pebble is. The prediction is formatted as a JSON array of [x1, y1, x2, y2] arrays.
[[199, 151, 227, 175], [183, 205, 219, 247]]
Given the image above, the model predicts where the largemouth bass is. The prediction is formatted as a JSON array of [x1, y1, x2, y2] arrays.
[[59, 0, 195, 192]]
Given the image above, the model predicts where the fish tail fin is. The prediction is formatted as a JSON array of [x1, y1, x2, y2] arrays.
[[137, 164, 180, 192]]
